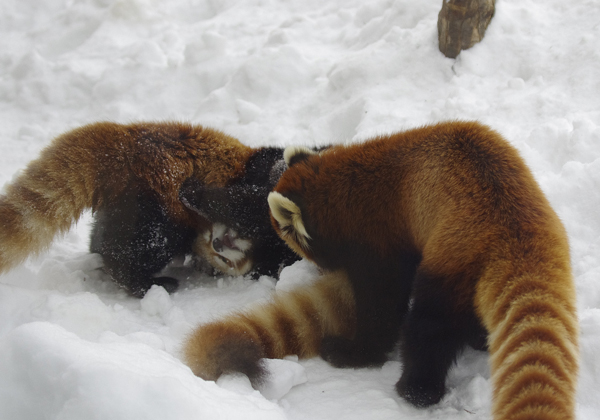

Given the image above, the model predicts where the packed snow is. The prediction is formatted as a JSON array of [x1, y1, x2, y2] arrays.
[[1, 0, 599, 419]]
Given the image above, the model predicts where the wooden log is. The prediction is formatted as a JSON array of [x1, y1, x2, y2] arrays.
[[438, 0, 495, 58]]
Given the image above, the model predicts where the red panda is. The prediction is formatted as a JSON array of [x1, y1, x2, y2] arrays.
[[267, 121, 578, 420], [0, 121, 298, 297], [183, 269, 355, 385]]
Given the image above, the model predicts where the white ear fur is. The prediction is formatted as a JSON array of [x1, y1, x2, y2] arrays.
[[268, 192, 311, 248], [283, 146, 317, 167]]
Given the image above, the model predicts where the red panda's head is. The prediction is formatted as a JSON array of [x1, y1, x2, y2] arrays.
[[268, 146, 321, 262], [192, 223, 253, 276]]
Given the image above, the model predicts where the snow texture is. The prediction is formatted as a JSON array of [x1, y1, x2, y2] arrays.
[[0, 0, 599, 419]]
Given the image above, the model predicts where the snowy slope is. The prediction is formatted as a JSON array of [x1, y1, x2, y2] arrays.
[[1, 0, 599, 419]]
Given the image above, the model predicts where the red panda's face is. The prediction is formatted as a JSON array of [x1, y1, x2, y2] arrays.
[[192, 223, 253, 276]]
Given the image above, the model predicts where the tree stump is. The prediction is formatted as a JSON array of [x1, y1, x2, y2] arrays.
[[438, 0, 495, 58]]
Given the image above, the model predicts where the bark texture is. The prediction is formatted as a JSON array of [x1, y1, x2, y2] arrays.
[[438, 0, 495, 58]]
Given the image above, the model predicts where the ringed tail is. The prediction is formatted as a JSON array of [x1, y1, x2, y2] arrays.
[[483, 268, 578, 420], [183, 269, 355, 385], [0, 125, 103, 272]]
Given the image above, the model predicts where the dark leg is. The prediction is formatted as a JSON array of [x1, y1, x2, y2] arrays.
[[320, 251, 419, 368], [90, 189, 195, 298], [320, 288, 405, 367], [395, 270, 480, 407], [466, 321, 489, 352]]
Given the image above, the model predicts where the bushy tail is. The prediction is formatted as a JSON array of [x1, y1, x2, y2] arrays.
[[485, 270, 579, 420], [0, 125, 105, 272], [183, 270, 355, 385]]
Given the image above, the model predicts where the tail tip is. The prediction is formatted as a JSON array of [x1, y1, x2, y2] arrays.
[[183, 322, 267, 386]]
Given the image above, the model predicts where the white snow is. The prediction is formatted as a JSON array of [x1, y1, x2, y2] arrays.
[[0, 0, 599, 419]]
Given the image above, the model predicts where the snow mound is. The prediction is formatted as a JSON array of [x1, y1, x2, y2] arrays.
[[0, 322, 285, 420]]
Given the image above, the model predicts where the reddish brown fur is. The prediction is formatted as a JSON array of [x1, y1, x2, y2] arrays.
[[0, 121, 254, 273], [183, 269, 355, 385], [270, 121, 578, 420]]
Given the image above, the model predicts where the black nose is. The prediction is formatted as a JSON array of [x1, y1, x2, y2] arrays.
[[213, 237, 223, 252]]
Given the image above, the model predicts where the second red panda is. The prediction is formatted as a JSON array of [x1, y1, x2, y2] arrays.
[[0, 121, 298, 297]]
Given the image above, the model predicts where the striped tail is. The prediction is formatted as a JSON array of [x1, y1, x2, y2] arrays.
[[485, 271, 579, 420], [183, 269, 355, 385]]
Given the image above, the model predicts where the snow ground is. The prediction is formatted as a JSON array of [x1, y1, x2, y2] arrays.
[[1, 0, 599, 419]]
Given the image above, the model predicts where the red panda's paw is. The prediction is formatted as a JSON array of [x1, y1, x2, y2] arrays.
[[395, 371, 446, 408], [466, 330, 488, 352], [150, 277, 179, 294], [125, 277, 179, 298], [320, 336, 388, 368]]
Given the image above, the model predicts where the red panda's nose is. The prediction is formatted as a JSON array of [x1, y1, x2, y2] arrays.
[[212, 237, 223, 252]]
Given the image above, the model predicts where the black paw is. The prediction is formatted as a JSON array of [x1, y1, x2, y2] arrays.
[[151, 276, 180, 294], [395, 374, 446, 408], [129, 277, 180, 298], [467, 331, 489, 352], [320, 336, 387, 368]]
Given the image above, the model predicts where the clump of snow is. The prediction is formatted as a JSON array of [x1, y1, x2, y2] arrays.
[[259, 357, 309, 401], [1, 0, 599, 419], [276, 259, 322, 292], [215, 356, 308, 402]]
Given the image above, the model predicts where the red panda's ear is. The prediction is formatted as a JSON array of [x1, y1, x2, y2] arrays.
[[268, 192, 311, 250], [284, 146, 317, 167]]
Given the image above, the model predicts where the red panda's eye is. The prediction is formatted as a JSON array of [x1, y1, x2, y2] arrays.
[[218, 255, 233, 267]]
